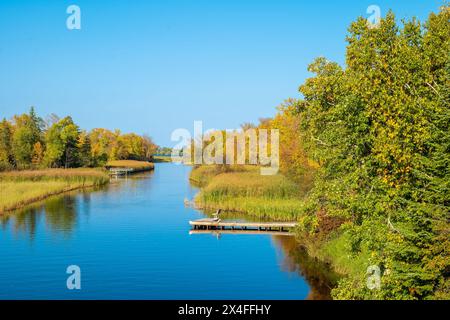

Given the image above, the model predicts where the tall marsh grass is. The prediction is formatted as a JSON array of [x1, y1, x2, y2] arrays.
[[0, 168, 109, 183], [198, 196, 305, 221], [191, 165, 304, 220], [189, 165, 258, 187], [203, 172, 299, 199], [0, 168, 109, 213]]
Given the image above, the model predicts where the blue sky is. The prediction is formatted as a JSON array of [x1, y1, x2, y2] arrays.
[[0, 0, 443, 146]]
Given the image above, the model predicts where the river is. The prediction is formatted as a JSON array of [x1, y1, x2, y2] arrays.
[[0, 163, 337, 299]]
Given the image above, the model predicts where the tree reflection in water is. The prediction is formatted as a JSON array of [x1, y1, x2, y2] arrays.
[[272, 236, 340, 300], [43, 195, 78, 236], [1, 172, 339, 300], [0, 174, 153, 241], [1, 206, 41, 241], [1, 192, 82, 240], [198, 210, 340, 300]]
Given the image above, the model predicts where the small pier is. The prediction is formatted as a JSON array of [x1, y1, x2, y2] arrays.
[[108, 168, 134, 177], [189, 229, 296, 236], [189, 218, 297, 234]]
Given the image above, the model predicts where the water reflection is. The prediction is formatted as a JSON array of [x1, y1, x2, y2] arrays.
[[0, 166, 338, 299], [1, 193, 81, 240], [194, 210, 339, 299], [272, 236, 339, 300], [1, 206, 40, 240], [0, 172, 155, 240], [44, 195, 77, 236]]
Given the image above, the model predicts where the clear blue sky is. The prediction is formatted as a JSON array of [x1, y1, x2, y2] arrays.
[[0, 0, 443, 146]]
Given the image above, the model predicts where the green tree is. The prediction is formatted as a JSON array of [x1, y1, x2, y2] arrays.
[[0, 119, 14, 170], [44, 117, 80, 168], [296, 6, 449, 299], [11, 107, 43, 168]]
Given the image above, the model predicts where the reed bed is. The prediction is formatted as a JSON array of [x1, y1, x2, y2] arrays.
[[197, 196, 304, 221], [0, 168, 109, 183], [191, 165, 304, 220], [0, 168, 109, 213], [189, 164, 258, 187], [203, 172, 299, 199]]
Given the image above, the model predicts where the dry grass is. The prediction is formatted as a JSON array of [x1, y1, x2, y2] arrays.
[[203, 171, 298, 199], [197, 196, 305, 221], [0, 168, 108, 181], [1, 181, 80, 213], [189, 165, 258, 187], [105, 160, 154, 171], [0, 168, 109, 213], [191, 165, 304, 220]]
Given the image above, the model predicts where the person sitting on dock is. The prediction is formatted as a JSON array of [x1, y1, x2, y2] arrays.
[[212, 209, 221, 222]]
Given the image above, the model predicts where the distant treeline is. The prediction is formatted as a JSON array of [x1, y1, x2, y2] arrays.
[[0, 108, 157, 170], [155, 146, 175, 156]]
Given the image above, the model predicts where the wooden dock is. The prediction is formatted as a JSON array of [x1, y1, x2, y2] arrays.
[[189, 218, 297, 233], [189, 229, 295, 236], [108, 168, 134, 177]]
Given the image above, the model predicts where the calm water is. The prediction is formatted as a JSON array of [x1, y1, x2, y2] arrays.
[[0, 163, 336, 299]]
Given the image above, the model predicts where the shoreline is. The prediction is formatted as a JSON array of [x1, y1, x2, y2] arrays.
[[189, 165, 351, 298], [0, 168, 110, 215], [0, 161, 156, 215], [0, 183, 104, 215]]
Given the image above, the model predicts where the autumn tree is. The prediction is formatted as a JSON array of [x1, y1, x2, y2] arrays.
[[31, 142, 44, 168], [271, 99, 314, 187], [77, 131, 93, 167], [142, 134, 157, 160], [89, 128, 117, 166]]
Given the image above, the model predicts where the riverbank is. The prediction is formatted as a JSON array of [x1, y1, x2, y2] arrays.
[[0, 168, 109, 214], [189, 164, 362, 298], [190, 165, 305, 221], [0, 161, 154, 214]]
